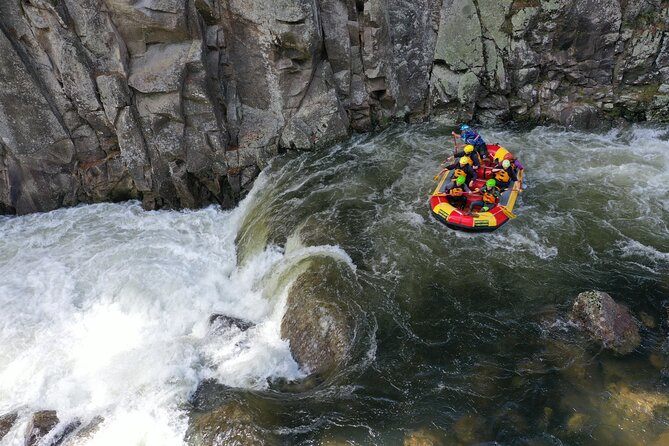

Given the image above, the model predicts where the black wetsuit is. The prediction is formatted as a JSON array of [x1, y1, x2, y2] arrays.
[[453, 150, 481, 168], [445, 181, 471, 209], [443, 162, 477, 184], [491, 164, 517, 190], [468, 186, 501, 213]]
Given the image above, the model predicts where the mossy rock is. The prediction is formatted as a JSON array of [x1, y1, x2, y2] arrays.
[[572, 290, 640, 355], [280, 256, 359, 378], [403, 427, 449, 445], [185, 401, 278, 446]]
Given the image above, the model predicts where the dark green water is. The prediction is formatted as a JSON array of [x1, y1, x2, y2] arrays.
[[232, 123, 669, 445]]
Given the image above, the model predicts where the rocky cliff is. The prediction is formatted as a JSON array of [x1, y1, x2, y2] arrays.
[[0, 0, 667, 214]]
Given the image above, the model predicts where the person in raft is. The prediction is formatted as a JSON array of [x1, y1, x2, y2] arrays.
[[504, 152, 524, 172], [452, 124, 488, 160], [491, 158, 517, 190], [442, 156, 477, 186], [452, 144, 481, 168], [466, 178, 501, 214], [445, 175, 471, 209]]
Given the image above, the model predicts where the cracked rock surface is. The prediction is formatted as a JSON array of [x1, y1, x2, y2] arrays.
[[0, 0, 667, 214]]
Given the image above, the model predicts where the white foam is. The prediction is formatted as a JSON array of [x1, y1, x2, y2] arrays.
[[0, 171, 318, 445], [614, 239, 669, 265]]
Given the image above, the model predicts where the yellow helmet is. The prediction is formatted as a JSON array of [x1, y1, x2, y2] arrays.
[[459, 156, 471, 166], [464, 144, 474, 154]]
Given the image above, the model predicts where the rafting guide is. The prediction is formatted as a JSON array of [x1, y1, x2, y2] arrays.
[[430, 124, 523, 231], [452, 124, 488, 160]]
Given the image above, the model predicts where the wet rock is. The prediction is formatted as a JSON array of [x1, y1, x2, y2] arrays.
[[571, 290, 640, 355], [0, 412, 17, 440], [280, 257, 358, 377], [559, 104, 604, 130], [403, 427, 448, 446], [25, 410, 59, 446], [60, 416, 104, 446], [268, 374, 324, 393], [185, 401, 278, 446], [51, 419, 82, 446], [209, 314, 255, 332]]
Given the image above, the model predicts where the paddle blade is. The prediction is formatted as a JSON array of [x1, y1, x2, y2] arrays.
[[499, 205, 517, 219]]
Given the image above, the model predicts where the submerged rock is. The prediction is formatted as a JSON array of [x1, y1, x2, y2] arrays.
[[0, 412, 17, 440], [280, 257, 358, 378], [25, 410, 59, 446], [565, 412, 590, 434], [571, 291, 640, 354], [403, 427, 448, 445], [209, 314, 255, 332], [649, 353, 667, 370], [185, 401, 278, 446], [606, 383, 669, 423], [51, 419, 82, 446], [638, 311, 656, 329]]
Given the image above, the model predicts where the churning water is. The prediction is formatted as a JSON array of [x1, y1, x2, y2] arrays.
[[0, 123, 668, 445]]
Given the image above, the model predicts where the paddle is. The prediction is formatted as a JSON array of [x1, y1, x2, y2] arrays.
[[498, 205, 517, 219], [436, 132, 462, 174], [433, 169, 447, 181], [433, 191, 475, 197]]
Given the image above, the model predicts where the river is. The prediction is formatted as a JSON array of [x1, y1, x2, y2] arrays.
[[1, 123, 668, 445]]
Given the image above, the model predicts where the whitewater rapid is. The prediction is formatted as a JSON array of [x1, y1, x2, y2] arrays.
[[0, 174, 322, 445]]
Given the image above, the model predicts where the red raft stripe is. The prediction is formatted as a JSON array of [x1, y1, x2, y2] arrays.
[[491, 207, 507, 225], [430, 195, 447, 208], [449, 212, 474, 227]]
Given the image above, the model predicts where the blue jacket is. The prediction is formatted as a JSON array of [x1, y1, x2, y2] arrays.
[[461, 129, 485, 146]]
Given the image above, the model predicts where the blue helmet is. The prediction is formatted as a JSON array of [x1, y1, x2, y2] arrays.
[[460, 124, 470, 131]]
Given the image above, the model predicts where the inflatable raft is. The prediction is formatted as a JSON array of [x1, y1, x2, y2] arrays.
[[429, 145, 523, 232]]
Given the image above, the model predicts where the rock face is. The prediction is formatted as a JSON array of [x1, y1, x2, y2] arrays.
[[571, 290, 641, 355], [280, 257, 358, 377], [0, 0, 668, 214]]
